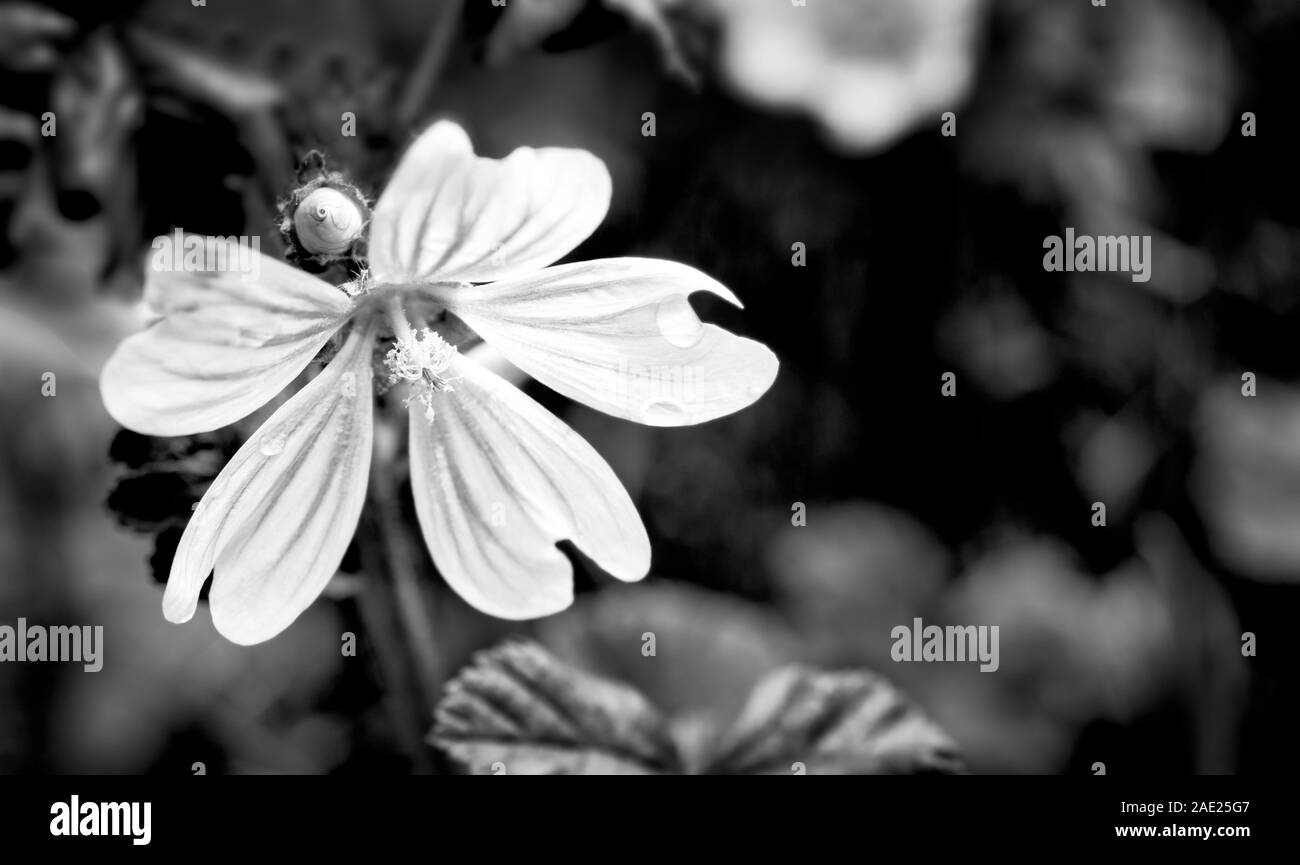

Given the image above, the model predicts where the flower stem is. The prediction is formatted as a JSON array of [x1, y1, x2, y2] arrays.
[[352, 559, 436, 774], [396, 0, 466, 129], [370, 439, 444, 712], [354, 417, 445, 772]]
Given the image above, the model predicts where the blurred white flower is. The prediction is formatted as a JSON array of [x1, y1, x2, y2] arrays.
[[100, 120, 778, 645], [711, 0, 986, 152]]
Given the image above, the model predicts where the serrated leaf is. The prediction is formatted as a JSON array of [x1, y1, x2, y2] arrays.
[[430, 641, 680, 775], [704, 666, 964, 775]]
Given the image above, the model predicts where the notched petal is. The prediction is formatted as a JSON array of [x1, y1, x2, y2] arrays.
[[163, 321, 376, 645], [430, 257, 779, 426], [409, 356, 650, 620], [369, 120, 611, 285]]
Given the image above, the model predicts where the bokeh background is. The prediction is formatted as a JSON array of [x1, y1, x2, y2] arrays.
[[2, 0, 1297, 774]]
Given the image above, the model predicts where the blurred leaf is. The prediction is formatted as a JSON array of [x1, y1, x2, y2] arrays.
[[431, 641, 680, 774], [128, 27, 282, 116], [0, 2, 74, 73], [52, 587, 348, 773], [1102, 0, 1233, 154], [540, 581, 800, 728], [942, 535, 1179, 723], [1192, 376, 1300, 581], [1065, 409, 1160, 517], [939, 283, 1061, 400], [1133, 516, 1247, 774], [705, 666, 964, 775], [0, 298, 89, 375], [51, 30, 142, 200], [605, 0, 701, 87], [486, 0, 587, 66], [766, 502, 949, 665]]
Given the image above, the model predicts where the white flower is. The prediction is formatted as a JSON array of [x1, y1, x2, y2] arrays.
[[100, 121, 778, 645], [711, 0, 986, 153]]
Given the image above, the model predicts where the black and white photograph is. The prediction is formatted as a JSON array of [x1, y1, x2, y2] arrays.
[[0, 0, 1290, 846]]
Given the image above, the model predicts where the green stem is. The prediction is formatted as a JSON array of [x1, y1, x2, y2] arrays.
[[396, 0, 466, 129], [354, 529, 436, 774]]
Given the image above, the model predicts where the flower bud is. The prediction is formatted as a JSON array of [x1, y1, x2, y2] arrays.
[[293, 187, 365, 256]]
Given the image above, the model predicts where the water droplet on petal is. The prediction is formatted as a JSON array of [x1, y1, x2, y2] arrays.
[[643, 399, 687, 423], [188, 500, 206, 531], [655, 296, 704, 349], [259, 432, 287, 456], [340, 371, 357, 398]]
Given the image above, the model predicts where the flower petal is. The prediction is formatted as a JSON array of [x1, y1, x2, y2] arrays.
[[163, 320, 375, 645], [409, 355, 650, 620], [369, 120, 611, 285], [429, 258, 779, 426], [101, 240, 353, 436]]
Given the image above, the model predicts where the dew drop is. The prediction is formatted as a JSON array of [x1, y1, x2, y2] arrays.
[[340, 371, 357, 398], [643, 399, 688, 423], [655, 296, 704, 349], [259, 432, 287, 456]]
